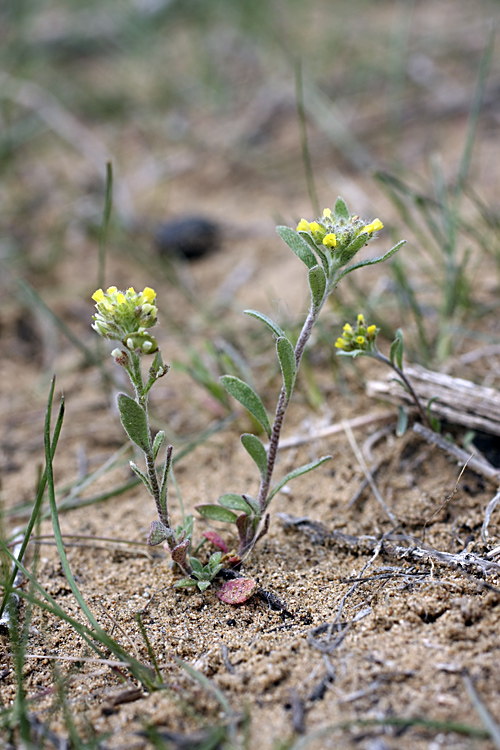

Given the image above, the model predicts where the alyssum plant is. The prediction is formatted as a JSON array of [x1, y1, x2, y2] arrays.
[[91, 198, 405, 591]]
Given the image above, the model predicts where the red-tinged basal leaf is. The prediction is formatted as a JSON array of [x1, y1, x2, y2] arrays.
[[202, 530, 228, 554], [171, 539, 190, 565], [217, 578, 258, 604]]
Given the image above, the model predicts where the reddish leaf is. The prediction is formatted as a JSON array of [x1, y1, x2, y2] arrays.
[[202, 530, 228, 554], [217, 577, 258, 604]]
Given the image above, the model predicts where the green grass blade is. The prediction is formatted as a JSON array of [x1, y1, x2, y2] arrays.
[[0, 395, 64, 619]]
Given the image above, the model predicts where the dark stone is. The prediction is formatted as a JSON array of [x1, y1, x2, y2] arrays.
[[155, 216, 220, 260]]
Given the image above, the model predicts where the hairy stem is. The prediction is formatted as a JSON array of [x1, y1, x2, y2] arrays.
[[257, 302, 322, 512]]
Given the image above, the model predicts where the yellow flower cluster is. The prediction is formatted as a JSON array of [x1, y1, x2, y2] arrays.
[[335, 314, 378, 352], [296, 206, 383, 255], [91, 285, 159, 354]]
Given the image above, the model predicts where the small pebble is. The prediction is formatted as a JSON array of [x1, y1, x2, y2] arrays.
[[155, 216, 220, 260]]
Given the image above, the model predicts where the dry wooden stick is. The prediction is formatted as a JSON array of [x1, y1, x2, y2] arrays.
[[367, 363, 500, 436], [413, 423, 500, 484], [271, 410, 396, 451]]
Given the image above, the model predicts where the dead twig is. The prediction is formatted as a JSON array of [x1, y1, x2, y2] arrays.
[[267, 410, 396, 451], [413, 423, 500, 484], [482, 488, 500, 542], [343, 420, 398, 526]]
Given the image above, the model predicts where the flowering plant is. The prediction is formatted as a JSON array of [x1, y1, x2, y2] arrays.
[[91, 197, 405, 593]]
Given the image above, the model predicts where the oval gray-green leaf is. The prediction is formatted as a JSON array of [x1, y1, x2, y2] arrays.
[[117, 393, 150, 452], [244, 310, 286, 339], [308, 265, 327, 309], [241, 433, 268, 477], [220, 375, 271, 437], [276, 337, 296, 402], [195, 504, 238, 524], [268, 455, 332, 501], [218, 493, 253, 514], [334, 196, 350, 221], [276, 226, 317, 269]]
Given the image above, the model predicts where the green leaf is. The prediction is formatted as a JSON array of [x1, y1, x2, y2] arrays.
[[147, 520, 171, 546], [218, 493, 253, 514], [334, 196, 350, 221], [197, 581, 211, 592], [190, 557, 203, 575], [117, 393, 150, 452], [174, 578, 198, 588], [390, 329, 404, 370], [276, 226, 317, 269], [335, 240, 406, 283], [396, 406, 408, 437], [308, 265, 327, 308], [195, 504, 238, 524], [241, 433, 268, 477], [276, 336, 296, 402], [242, 494, 261, 514], [244, 309, 286, 339], [152, 430, 165, 461], [220, 375, 271, 437], [268, 455, 332, 502], [129, 461, 152, 493], [208, 552, 222, 570]]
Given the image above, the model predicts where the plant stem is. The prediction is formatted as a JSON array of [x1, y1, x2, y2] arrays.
[[127, 351, 175, 549], [257, 302, 321, 512], [372, 349, 434, 429]]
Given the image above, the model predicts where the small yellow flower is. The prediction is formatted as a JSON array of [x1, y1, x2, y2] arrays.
[[356, 336, 366, 345], [92, 289, 105, 303], [106, 286, 117, 294], [357, 313, 365, 325], [363, 219, 383, 234], [127, 287, 136, 295], [343, 323, 353, 334], [116, 293, 126, 304], [367, 325, 377, 336], [141, 287, 156, 304], [335, 337, 348, 349], [309, 222, 322, 234], [322, 233, 337, 248], [296, 219, 310, 232], [322, 208, 332, 219]]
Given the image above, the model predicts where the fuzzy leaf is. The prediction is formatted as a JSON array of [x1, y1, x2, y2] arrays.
[[190, 557, 203, 575], [196, 504, 238, 524], [276, 336, 296, 402], [130, 461, 152, 493], [241, 494, 260, 514], [197, 581, 211, 592], [390, 329, 404, 370], [268, 455, 332, 501], [117, 393, 150, 452], [276, 226, 317, 269], [334, 196, 350, 221], [202, 530, 228, 553], [396, 406, 408, 437], [171, 539, 190, 566], [308, 265, 327, 308], [335, 240, 406, 283], [152, 430, 165, 461], [241, 433, 268, 477], [174, 578, 198, 588], [147, 520, 171, 546], [218, 493, 253, 514], [220, 375, 271, 437], [244, 309, 286, 339], [217, 577, 258, 604]]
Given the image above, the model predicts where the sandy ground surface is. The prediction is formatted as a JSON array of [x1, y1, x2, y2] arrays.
[[2, 2, 500, 748]]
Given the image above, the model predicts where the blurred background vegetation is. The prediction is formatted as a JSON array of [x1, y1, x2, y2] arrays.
[[2, 0, 500, 373]]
